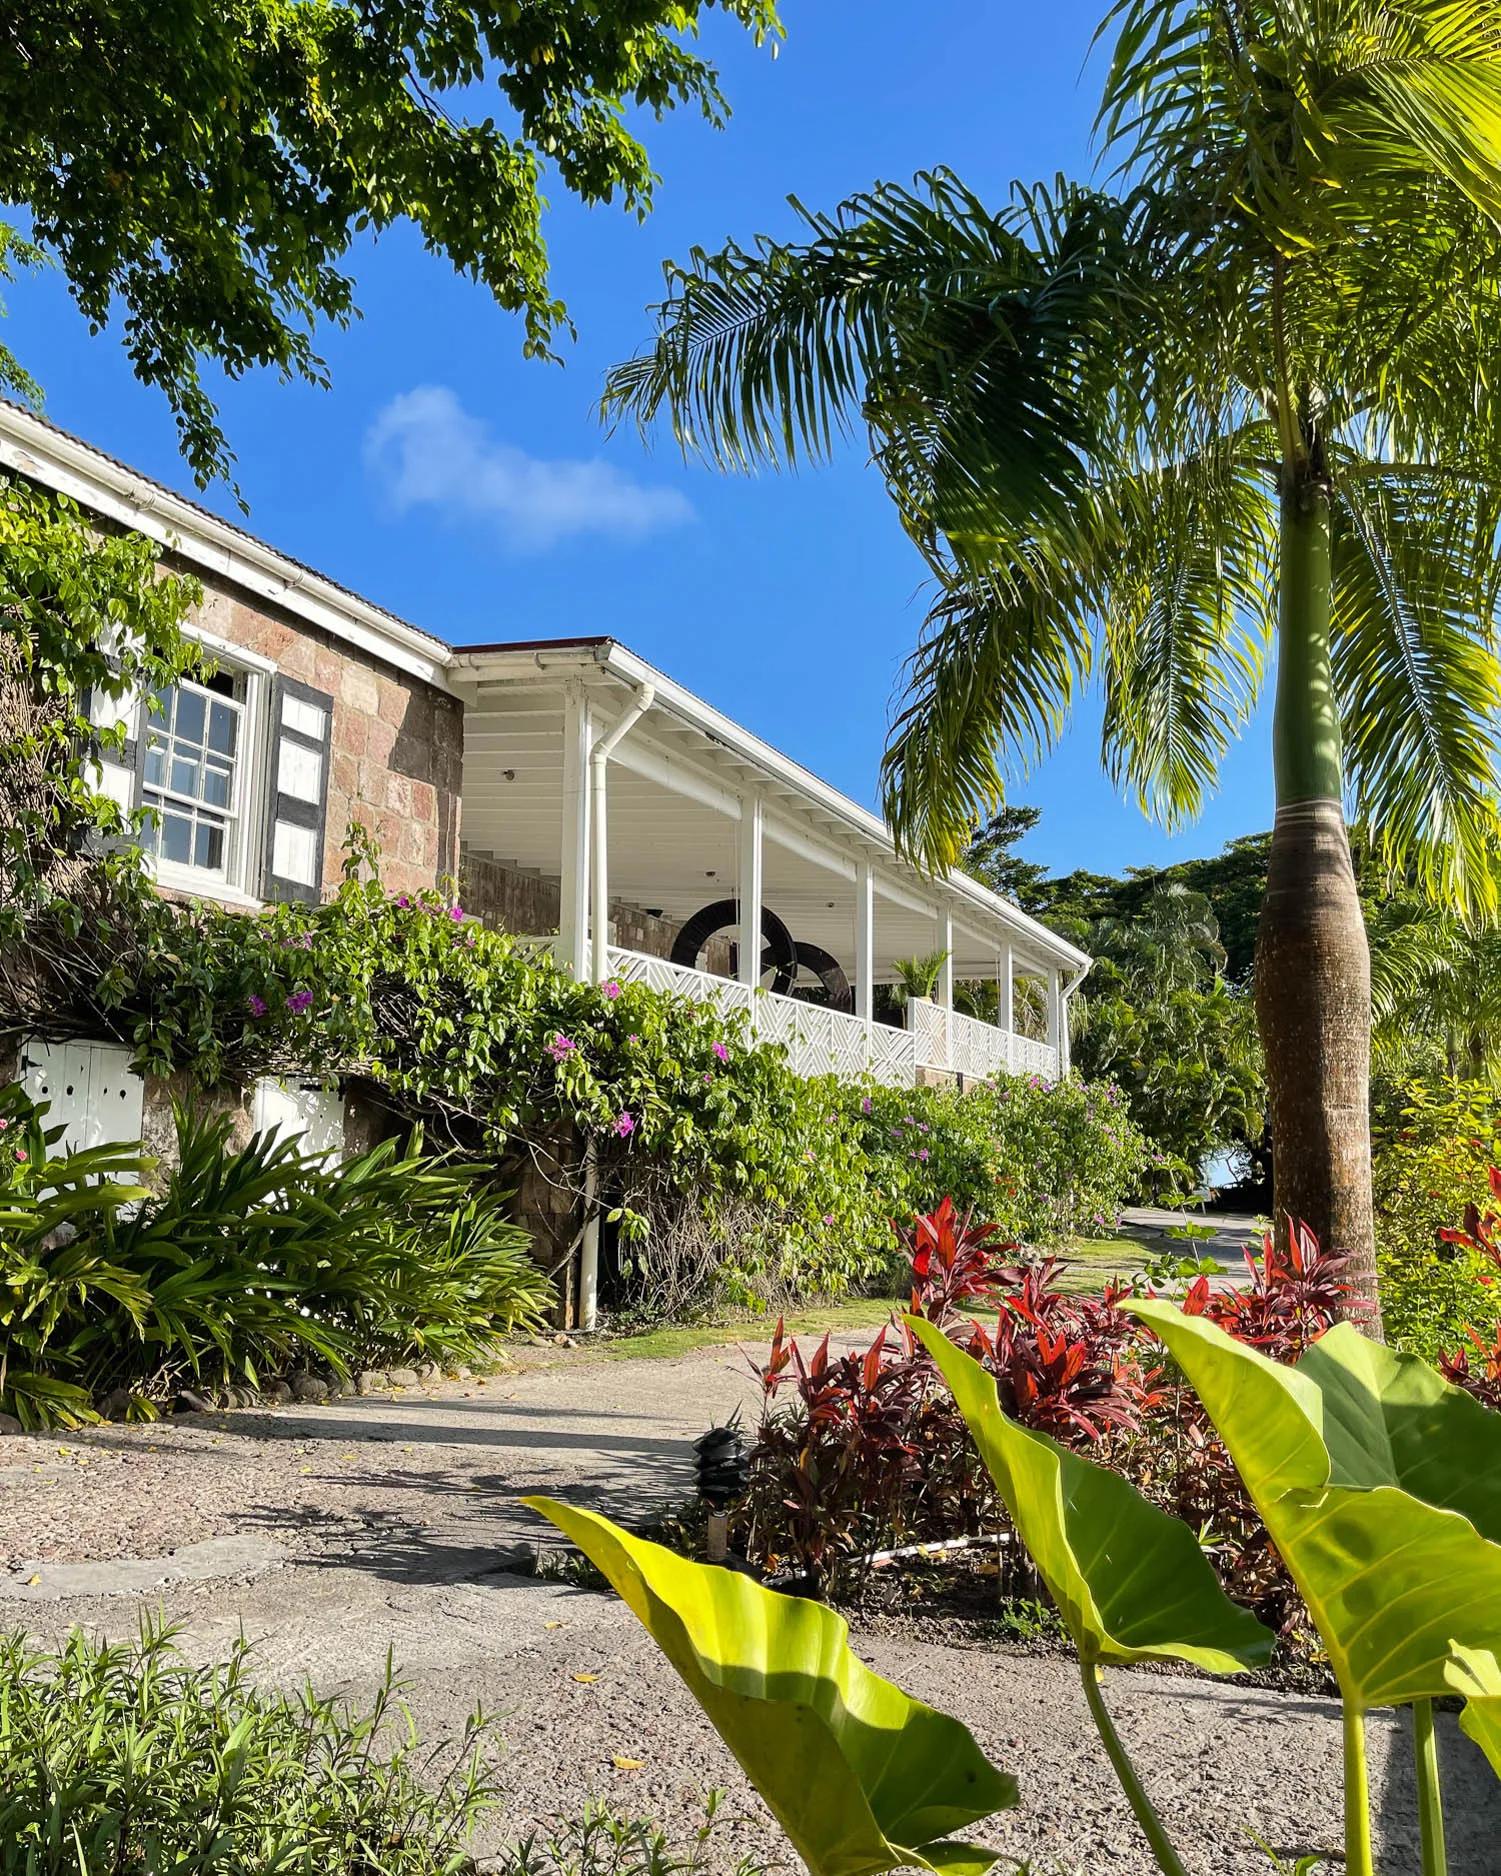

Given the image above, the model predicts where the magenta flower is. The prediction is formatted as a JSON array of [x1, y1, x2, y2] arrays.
[[703, 1072, 713, 1084], [822, 1213, 835, 1225], [711, 1041, 729, 1063], [628, 1033, 640, 1044], [545, 1034, 576, 1063], [15, 1148, 26, 1162], [0, 1118, 8, 1132], [247, 994, 267, 1017], [603, 980, 621, 1000], [614, 1111, 635, 1138], [917, 1148, 930, 1161], [396, 895, 411, 909], [285, 990, 315, 1014], [860, 1096, 872, 1115], [450, 905, 464, 921]]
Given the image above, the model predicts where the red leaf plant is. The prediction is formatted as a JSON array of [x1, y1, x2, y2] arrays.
[[739, 1201, 1150, 1588], [1436, 1167, 1501, 1412]]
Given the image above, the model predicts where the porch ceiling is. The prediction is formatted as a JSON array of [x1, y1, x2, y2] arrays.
[[453, 649, 1086, 985]]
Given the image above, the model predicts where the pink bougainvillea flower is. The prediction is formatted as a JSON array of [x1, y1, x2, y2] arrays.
[[450, 905, 464, 921], [614, 1111, 635, 1138], [0, 1117, 8, 1131], [860, 1096, 872, 1114], [711, 1041, 729, 1062], [603, 981, 621, 1000], [285, 989, 315, 1014], [917, 1147, 930, 1161], [14, 1149, 26, 1162], [396, 895, 411, 908], [628, 1033, 640, 1044], [545, 1034, 577, 1063], [247, 994, 267, 1017], [822, 1213, 835, 1225]]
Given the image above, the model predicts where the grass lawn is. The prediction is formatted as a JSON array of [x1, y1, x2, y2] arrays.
[[580, 1236, 1154, 1360], [589, 1295, 907, 1362]]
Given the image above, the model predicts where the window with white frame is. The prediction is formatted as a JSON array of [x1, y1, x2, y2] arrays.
[[140, 670, 248, 882]]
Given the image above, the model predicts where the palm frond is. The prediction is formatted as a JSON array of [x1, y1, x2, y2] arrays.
[[1097, 445, 1277, 826], [1331, 464, 1501, 913], [603, 173, 1138, 540], [881, 557, 1096, 872]]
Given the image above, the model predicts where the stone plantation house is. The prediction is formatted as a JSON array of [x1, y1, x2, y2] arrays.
[[2, 402, 1087, 1202]]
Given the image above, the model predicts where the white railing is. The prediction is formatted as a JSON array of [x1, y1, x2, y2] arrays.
[[909, 998, 1058, 1083], [605, 947, 917, 1088]]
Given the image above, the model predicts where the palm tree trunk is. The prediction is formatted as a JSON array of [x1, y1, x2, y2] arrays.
[[1255, 480, 1381, 1333]]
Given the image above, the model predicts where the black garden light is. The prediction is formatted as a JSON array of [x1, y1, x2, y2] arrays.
[[692, 1411, 747, 1562]]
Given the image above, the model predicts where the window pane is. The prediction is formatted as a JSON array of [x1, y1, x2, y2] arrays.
[[161, 812, 192, 865], [174, 689, 206, 745], [201, 760, 232, 809], [143, 741, 165, 788], [208, 701, 237, 756], [170, 756, 200, 797], [194, 820, 226, 870], [148, 688, 171, 726]]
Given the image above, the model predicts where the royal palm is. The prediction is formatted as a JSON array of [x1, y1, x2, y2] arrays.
[[606, 0, 1501, 1319]]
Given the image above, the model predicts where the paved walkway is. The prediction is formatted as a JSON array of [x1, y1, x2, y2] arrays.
[[2, 1336, 1499, 1872]]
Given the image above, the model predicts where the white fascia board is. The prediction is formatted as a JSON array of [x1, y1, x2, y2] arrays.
[[456, 639, 1093, 974], [0, 405, 453, 690]]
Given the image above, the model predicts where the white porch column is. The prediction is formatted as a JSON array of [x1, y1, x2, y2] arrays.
[[937, 907, 955, 1011], [1046, 965, 1063, 1072], [854, 858, 875, 1023], [1059, 973, 1074, 1076], [558, 685, 592, 975], [738, 794, 764, 987], [997, 943, 1015, 1033]]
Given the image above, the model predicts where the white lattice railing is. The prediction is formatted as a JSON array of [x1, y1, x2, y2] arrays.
[[909, 998, 1058, 1083], [605, 947, 917, 1088]]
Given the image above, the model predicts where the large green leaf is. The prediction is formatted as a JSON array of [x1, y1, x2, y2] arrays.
[[1132, 1305, 1501, 1706], [1445, 1643, 1501, 1778], [907, 1318, 1272, 1673], [522, 1497, 1016, 1876]]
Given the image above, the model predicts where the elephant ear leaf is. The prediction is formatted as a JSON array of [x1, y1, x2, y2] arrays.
[[522, 1496, 1017, 1876], [1133, 1303, 1501, 1708], [1445, 1643, 1501, 1778], [907, 1318, 1272, 1673]]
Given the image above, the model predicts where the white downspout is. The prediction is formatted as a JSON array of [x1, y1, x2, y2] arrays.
[[588, 681, 656, 985], [1058, 960, 1091, 1077], [579, 679, 655, 1332]]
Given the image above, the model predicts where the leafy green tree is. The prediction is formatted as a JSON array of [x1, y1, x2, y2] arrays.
[[0, 476, 198, 945], [604, 3, 1501, 1322], [0, 0, 777, 484], [961, 803, 1051, 904]]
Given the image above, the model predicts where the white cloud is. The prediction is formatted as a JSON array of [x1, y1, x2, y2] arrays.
[[364, 385, 694, 552]]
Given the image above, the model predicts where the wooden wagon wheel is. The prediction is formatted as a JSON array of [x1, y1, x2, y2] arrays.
[[669, 899, 798, 994], [793, 942, 854, 1015]]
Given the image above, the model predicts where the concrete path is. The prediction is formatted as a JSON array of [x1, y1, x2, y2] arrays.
[[3, 1336, 1499, 1873], [1119, 1206, 1266, 1274]]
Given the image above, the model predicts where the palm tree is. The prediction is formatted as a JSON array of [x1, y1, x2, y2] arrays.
[[604, 0, 1501, 1325]]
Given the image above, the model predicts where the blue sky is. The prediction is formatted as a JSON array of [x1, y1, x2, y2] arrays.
[[4, 0, 1273, 881]]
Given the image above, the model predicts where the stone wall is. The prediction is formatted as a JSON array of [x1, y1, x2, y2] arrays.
[[460, 847, 732, 973], [186, 572, 463, 901]]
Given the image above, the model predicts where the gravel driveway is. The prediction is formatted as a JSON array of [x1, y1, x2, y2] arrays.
[[2, 1339, 1497, 1874]]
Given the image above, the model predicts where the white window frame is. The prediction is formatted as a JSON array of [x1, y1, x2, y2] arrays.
[[140, 625, 275, 906]]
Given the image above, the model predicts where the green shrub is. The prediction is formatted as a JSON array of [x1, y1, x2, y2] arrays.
[[9, 831, 1150, 1318], [0, 1086, 551, 1424], [0, 1623, 499, 1876], [1373, 1080, 1501, 1361]]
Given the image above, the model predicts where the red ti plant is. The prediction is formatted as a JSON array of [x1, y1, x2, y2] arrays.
[[903, 1196, 1010, 1322], [1178, 1218, 1355, 1360], [1436, 1168, 1501, 1412]]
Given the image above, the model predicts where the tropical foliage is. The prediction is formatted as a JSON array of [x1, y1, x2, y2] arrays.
[[604, 0, 1501, 1314], [1372, 1081, 1501, 1361], [0, 1623, 501, 1876], [524, 1496, 1016, 1876], [0, 1085, 549, 1426]]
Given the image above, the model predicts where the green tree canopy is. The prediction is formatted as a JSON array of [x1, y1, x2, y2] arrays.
[[0, 0, 777, 484]]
